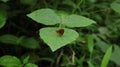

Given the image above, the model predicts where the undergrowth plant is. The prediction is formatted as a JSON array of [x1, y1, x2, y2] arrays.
[[27, 8, 96, 52], [0, 55, 37, 67]]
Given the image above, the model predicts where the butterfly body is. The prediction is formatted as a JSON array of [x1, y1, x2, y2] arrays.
[[56, 29, 64, 36]]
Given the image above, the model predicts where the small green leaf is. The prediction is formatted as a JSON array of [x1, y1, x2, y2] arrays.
[[20, 37, 39, 49], [111, 1, 120, 14], [24, 63, 38, 67], [100, 46, 112, 67], [21, 53, 40, 63], [0, 34, 19, 45], [27, 8, 61, 25], [0, 55, 22, 67], [40, 27, 79, 52], [16, 36, 25, 45], [87, 35, 94, 53], [96, 40, 109, 53], [39, 57, 54, 63], [23, 56, 30, 64], [0, 9, 6, 29], [75, 55, 85, 67], [110, 45, 120, 65], [63, 15, 96, 28], [94, 35, 109, 52]]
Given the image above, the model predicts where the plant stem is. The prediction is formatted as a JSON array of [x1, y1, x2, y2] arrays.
[[43, 0, 48, 8], [53, 0, 59, 9], [56, 50, 63, 65], [72, 0, 84, 13], [72, 50, 75, 65], [58, 22, 62, 29], [89, 52, 93, 61], [58, 15, 64, 29]]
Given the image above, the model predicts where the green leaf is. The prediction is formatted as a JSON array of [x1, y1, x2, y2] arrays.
[[95, 35, 120, 66], [40, 27, 79, 52], [23, 56, 30, 64], [0, 34, 19, 45], [21, 53, 40, 63], [27, 8, 61, 25], [0, 9, 6, 29], [111, 1, 120, 14], [24, 63, 38, 67], [98, 27, 111, 36], [20, 37, 39, 49], [95, 39, 109, 52], [0, 55, 22, 67], [39, 57, 54, 63], [96, 40, 109, 52], [63, 15, 96, 28], [16, 36, 25, 45], [75, 55, 85, 67], [87, 60, 95, 67], [56, 10, 69, 20], [87, 35, 94, 53], [100, 46, 112, 67], [110, 45, 120, 65]]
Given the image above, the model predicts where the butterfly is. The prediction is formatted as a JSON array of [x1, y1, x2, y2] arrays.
[[56, 29, 64, 36]]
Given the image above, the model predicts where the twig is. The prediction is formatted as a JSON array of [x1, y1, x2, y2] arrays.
[[56, 50, 64, 65], [71, 49, 76, 65]]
